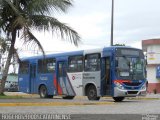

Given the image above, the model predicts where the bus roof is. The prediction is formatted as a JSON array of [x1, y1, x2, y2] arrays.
[[20, 46, 141, 61], [103, 46, 141, 51], [20, 50, 84, 61]]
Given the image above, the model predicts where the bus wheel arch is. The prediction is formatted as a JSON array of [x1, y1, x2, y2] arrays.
[[85, 83, 100, 100], [38, 84, 53, 98]]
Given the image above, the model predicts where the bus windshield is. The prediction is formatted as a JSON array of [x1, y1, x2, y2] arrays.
[[116, 57, 145, 80]]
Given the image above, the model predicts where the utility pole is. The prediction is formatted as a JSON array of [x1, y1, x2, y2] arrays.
[[110, 0, 114, 46]]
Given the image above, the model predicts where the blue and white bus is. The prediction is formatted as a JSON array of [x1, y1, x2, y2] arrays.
[[18, 46, 147, 102]]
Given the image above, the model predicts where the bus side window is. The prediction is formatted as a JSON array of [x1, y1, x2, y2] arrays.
[[19, 61, 29, 74], [84, 53, 100, 72], [46, 58, 56, 73], [38, 58, 56, 73], [68, 55, 83, 72]]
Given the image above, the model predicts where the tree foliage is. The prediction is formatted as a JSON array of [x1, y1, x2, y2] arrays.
[[0, 37, 9, 53], [113, 44, 125, 46], [0, 0, 80, 94]]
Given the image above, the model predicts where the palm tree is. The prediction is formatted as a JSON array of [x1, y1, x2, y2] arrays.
[[0, 0, 80, 94], [0, 37, 9, 54], [0, 37, 9, 74]]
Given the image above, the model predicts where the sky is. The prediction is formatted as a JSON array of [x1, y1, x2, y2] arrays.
[[16, 0, 160, 57]]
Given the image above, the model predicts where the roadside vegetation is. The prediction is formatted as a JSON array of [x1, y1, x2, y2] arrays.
[[0, 93, 23, 99]]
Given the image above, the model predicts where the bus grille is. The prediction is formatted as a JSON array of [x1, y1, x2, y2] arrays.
[[127, 91, 138, 94], [123, 82, 142, 86]]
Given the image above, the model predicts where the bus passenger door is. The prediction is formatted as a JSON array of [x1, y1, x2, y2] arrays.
[[56, 61, 75, 96], [29, 64, 36, 93], [101, 57, 111, 95], [55, 61, 67, 95]]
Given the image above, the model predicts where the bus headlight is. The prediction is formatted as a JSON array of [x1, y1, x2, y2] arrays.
[[115, 82, 124, 90], [141, 84, 146, 90]]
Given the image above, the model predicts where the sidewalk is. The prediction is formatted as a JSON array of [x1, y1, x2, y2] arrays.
[[4, 92, 160, 99], [4, 92, 39, 98], [144, 93, 160, 98], [0, 92, 159, 106]]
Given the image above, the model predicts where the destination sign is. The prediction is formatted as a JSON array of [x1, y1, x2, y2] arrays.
[[121, 49, 139, 56], [115, 48, 143, 57]]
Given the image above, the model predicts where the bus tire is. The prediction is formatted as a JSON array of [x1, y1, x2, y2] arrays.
[[39, 85, 48, 98], [113, 97, 125, 102], [47, 95, 53, 98], [62, 96, 75, 99], [87, 85, 100, 100]]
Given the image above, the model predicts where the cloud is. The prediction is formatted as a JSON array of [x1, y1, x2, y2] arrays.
[[58, 12, 109, 40], [16, 0, 160, 57]]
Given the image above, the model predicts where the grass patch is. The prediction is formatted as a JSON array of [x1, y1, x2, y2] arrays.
[[0, 93, 5, 96], [0, 94, 23, 99]]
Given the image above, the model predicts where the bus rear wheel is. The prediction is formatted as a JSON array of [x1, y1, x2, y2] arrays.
[[39, 85, 51, 98], [62, 96, 75, 100], [87, 85, 100, 100], [113, 97, 125, 102]]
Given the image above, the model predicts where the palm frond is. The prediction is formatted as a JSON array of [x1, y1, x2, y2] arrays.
[[12, 48, 21, 63], [3, 0, 21, 16], [21, 28, 45, 56], [0, 37, 9, 53], [1, 0, 27, 34], [11, 16, 27, 30], [30, 15, 80, 46], [0, 19, 3, 35], [26, 0, 73, 15]]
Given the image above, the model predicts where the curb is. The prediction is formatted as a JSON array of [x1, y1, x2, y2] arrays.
[[126, 97, 160, 100], [4, 94, 160, 100], [0, 101, 114, 107], [103, 96, 160, 100]]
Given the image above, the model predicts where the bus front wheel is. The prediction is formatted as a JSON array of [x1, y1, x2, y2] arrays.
[[39, 85, 50, 98], [113, 97, 125, 102], [87, 85, 100, 100]]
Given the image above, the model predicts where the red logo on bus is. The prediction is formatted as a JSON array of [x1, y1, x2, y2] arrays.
[[72, 76, 75, 80]]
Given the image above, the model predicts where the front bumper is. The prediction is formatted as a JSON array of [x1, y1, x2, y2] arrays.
[[114, 87, 147, 97]]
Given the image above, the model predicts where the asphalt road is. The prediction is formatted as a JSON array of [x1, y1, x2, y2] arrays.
[[0, 94, 160, 120], [0, 97, 159, 114]]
